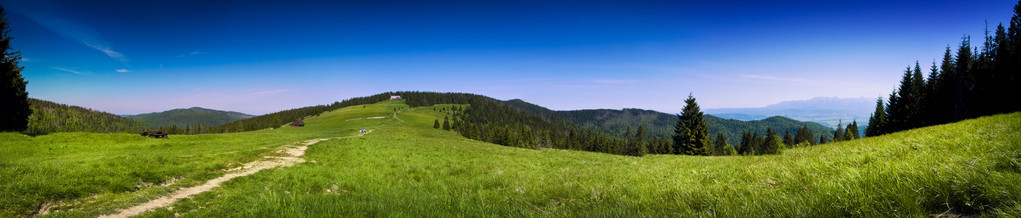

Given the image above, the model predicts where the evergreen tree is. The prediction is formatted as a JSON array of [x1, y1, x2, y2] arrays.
[[865, 97, 886, 137], [442, 116, 451, 131], [794, 125, 815, 145], [714, 132, 729, 155], [434, 119, 440, 129], [782, 130, 794, 148], [0, 6, 30, 132], [635, 125, 648, 156], [672, 93, 712, 155], [762, 128, 782, 155], [819, 135, 828, 144], [833, 120, 845, 142], [739, 131, 752, 155], [952, 36, 971, 121], [844, 121, 859, 140]]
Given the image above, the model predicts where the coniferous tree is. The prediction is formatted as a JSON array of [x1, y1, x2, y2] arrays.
[[635, 125, 648, 156], [952, 36, 971, 121], [782, 130, 794, 148], [794, 125, 815, 145], [833, 120, 845, 142], [762, 128, 782, 155], [0, 6, 30, 132], [844, 121, 859, 140], [434, 119, 440, 129], [739, 131, 752, 155], [866, 98, 886, 137], [442, 116, 451, 131], [714, 132, 731, 155], [672, 93, 711, 155]]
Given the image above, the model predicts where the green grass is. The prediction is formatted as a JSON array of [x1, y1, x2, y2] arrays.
[[3, 100, 1020, 217]]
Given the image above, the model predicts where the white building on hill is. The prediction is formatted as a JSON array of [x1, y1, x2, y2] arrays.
[[390, 95, 402, 100]]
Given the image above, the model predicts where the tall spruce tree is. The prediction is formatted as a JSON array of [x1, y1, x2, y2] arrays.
[[845, 121, 859, 140], [762, 128, 782, 154], [833, 120, 845, 142], [635, 125, 648, 156], [714, 133, 734, 156], [672, 93, 711, 155], [0, 5, 30, 132], [866, 98, 886, 137]]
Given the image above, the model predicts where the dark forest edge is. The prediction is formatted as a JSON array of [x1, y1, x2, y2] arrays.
[[866, 2, 1021, 137]]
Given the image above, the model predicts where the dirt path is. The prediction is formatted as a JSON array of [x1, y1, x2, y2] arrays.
[[98, 137, 339, 218]]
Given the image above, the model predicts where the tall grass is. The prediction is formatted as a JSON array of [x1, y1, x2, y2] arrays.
[[144, 104, 1021, 217]]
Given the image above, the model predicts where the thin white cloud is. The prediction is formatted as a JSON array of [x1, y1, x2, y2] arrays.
[[51, 67, 87, 75], [245, 89, 289, 96], [115, 69, 130, 73], [594, 79, 640, 84], [20, 57, 30, 62], [740, 74, 807, 82], [178, 51, 206, 57], [25, 12, 127, 62]]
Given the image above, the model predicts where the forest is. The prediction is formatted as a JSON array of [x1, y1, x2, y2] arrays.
[[867, 4, 1021, 137], [23, 98, 149, 135]]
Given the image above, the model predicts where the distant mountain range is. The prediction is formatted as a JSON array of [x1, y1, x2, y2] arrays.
[[705, 97, 874, 133], [504, 99, 834, 145], [125, 107, 253, 128]]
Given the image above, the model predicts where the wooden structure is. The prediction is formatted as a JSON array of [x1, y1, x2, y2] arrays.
[[390, 95, 402, 100], [291, 118, 305, 127], [140, 130, 169, 138]]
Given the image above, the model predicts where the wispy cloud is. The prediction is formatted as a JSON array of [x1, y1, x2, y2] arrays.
[[178, 51, 206, 57], [245, 89, 289, 96], [25, 12, 127, 62], [594, 79, 641, 84], [51, 67, 87, 75], [740, 74, 807, 82], [20, 57, 30, 62], [115, 69, 130, 73]]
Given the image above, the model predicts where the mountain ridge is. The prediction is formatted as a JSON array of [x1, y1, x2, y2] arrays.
[[125, 107, 254, 128]]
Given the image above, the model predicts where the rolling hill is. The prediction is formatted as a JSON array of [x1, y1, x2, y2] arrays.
[[504, 98, 834, 146], [24, 98, 149, 134], [3, 99, 1019, 217], [125, 107, 253, 128]]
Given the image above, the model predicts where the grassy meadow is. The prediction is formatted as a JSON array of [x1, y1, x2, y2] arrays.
[[3, 100, 1020, 217]]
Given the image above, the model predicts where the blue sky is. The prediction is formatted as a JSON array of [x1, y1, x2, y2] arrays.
[[4, 0, 1018, 115]]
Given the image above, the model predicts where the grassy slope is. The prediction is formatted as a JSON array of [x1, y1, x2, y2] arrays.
[[146, 102, 1019, 217], [3, 100, 1019, 216]]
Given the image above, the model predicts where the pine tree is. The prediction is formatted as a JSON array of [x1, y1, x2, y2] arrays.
[[739, 131, 752, 155], [782, 130, 794, 148], [635, 125, 648, 156], [434, 119, 440, 129], [844, 121, 858, 140], [442, 116, 451, 131], [762, 128, 782, 154], [672, 93, 711, 155], [714, 132, 729, 155], [866, 98, 886, 137], [0, 6, 30, 132], [833, 120, 845, 142]]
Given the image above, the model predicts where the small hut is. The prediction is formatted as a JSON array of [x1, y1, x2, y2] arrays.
[[390, 95, 402, 100], [291, 118, 305, 127]]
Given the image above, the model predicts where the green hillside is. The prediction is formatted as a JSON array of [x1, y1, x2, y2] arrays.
[[126, 107, 253, 128], [23, 98, 149, 135], [504, 98, 833, 146], [2, 100, 1020, 217]]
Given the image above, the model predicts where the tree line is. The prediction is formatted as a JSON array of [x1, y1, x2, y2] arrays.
[[22, 98, 150, 135], [867, 2, 1021, 136]]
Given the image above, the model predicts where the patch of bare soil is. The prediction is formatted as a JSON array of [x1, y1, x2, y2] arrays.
[[98, 138, 333, 218]]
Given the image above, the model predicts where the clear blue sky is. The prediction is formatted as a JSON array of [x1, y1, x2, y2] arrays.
[[4, 0, 1018, 115]]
